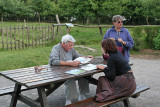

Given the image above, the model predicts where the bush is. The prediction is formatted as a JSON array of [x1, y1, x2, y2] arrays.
[[153, 28, 160, 50], [144, 26, 159, 49], [132, 27, 146, 51], [131, 26, 159, 51]]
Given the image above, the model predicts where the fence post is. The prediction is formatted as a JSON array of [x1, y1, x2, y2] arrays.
[[18, 25, 20, 49], [52, 25, 55, 42], [10, 26, 13, 50], [47, 25, 50, 43], [28, 26, 30, 47], [22, 26, 24, 49], [39, 26, 40, 46], [32, 26, 34, 47], [42, 26, 44, 45], [6, 27, 8, 50], [14, 25, 17, 50], [35, 25, 38, 46], [26, 25, 28, 48], [2, 25, 4, 49]]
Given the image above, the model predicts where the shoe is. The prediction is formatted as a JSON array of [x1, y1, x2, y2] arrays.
[[78, 94, 86, 101], [65, 100, 72, 105]]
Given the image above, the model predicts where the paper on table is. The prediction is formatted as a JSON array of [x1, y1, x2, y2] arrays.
[[74, 57, 91, 64], [65, 69, 86, 75], [81, 64, 97, 71]]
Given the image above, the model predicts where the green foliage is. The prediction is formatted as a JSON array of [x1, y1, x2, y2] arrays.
[[131, 27, 146, 51], [144, 26, 159, 48], [102, 1, 123, 17], [129, 26, 159, 51], [0, 0, 160, 25], [122, 0, 144, 25], [153, 28, 160, 50]]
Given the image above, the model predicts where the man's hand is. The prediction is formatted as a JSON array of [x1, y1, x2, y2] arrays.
[[69, 61, 81, 66], [86, 55, 93, 60], [60, 60, 80, 66]]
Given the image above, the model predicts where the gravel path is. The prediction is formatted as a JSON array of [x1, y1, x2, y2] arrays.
[[0, 56, 160, 107]]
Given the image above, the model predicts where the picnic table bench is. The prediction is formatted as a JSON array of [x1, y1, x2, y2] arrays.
[[65, 84, 149, 107]]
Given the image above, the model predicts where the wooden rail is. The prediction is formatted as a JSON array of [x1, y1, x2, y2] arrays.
[[0, 25, 54, 50], [1, 24, 159, 50]]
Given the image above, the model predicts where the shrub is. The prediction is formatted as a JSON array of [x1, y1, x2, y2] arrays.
[[131, 26, 159, 51], [144, 26, 159, 49], [153, 28, 160, 50], [132, 27, 146, 51]]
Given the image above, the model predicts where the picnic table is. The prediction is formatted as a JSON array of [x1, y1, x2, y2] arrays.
[[0, 58, 105, 107]]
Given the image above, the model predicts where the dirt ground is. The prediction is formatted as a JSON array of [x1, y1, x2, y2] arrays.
[[131, 49, 160, 60]]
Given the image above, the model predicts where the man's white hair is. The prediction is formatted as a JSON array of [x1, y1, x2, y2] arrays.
[[61, 34, 76, 43]]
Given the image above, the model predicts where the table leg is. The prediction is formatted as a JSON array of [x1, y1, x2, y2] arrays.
[[45, 81, 65, 96], [36, 81, 65, 102], [10, 84, 21, 107], [123, 98, 131, 107], [37, 87, 48, 107], [84, 75, 98, 85]]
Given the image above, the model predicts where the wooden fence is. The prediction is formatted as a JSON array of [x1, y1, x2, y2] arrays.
[[0, 25, 55, 50], [0, 23, 76, 50], [1, 24, 158, 50]]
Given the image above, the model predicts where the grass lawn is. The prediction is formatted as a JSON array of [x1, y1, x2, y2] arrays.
[[0, 43, 103, 71]]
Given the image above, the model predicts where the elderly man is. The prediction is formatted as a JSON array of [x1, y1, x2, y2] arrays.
[[49, 34, 93, 105]]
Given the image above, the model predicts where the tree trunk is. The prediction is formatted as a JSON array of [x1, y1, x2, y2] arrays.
[[146, 16, 149, 25], [56, 14, 63, 36], [82, 17, 85, 25], [17, 16, 19, 22], [1, 14, 3, 24], [67, 17, 69, 22], [86, 16, 90, 25], [95, 11, 103, 36]]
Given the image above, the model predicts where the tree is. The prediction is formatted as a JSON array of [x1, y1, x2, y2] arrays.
[[122, 0, 144, 25], [28, 0, 54, 24], [13, 0, 33, 22], [142, 0, 160, 25], [0, 0, 15, 23], [101, 0, 123, 24], [58, 0, 106, 35]]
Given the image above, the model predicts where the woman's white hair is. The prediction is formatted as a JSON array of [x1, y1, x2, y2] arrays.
[[112, 15, 123, 22], [61, 34, 76, 43]]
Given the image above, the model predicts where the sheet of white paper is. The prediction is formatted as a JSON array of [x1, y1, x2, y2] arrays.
[[74, 57, 91, 64], [65, 69, 86, 75], [81, 64, 97, 71]]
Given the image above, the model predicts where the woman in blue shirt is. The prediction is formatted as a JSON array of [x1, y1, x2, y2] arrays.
[[103, 15, 134, 62]]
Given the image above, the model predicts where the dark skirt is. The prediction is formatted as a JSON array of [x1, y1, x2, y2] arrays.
[[95, 72, 136, 102]]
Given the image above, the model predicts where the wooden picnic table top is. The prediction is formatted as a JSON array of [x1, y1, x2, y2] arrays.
[[0, 57, 106, 89]]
